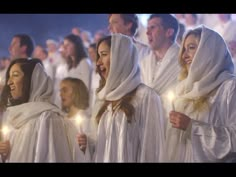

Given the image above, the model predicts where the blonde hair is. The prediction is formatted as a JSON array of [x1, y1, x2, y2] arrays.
[[61, 77, 89, 112], [178, 28, 210, 113], [178, 28, 202, 81]]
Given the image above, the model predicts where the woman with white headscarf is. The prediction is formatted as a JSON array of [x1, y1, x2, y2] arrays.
[[166, 25, 236, 162], [0, 58, 83, 162], [78, 34, 165, 162]]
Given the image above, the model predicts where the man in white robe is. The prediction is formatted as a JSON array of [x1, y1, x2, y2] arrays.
[[140, 14, 180, 135], [166, 25, 236, 162], [108, 14, 151, 63]]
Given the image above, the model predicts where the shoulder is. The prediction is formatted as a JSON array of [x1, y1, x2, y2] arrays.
[[216, 77, 236, 98], [135, 84, 160, 100], [80, 58, 92, 66]]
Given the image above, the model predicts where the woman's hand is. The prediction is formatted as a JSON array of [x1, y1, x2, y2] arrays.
[[0, 140, 10, 160], [77, 133, 87, 153], [169, 111, 191, 130]]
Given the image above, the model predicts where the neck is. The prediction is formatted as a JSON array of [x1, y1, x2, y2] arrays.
[[154, 41, 174, 60], [67, 105, 80, 118]]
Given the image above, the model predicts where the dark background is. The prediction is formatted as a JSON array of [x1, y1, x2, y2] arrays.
[[0, 14, 108, 57]]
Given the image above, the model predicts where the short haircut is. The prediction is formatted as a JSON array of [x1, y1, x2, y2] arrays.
[[14, 34, 35, 57], [149, 14, 179, 41]]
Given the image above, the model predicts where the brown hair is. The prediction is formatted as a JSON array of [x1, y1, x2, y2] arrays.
[[0, 58, 42, 110], [95, 35, 137, 124]]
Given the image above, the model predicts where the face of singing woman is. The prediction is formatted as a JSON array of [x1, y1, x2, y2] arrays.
[[182, 34, 200, 71], [97, 41, 111, 80], [7, 63, 24, 99]]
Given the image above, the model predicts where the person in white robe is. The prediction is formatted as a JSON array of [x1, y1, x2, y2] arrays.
[[140, 14, 180, 135], [166, 25, 236, 162], [63, 34, 92, 107], [0, 58, 83, 162], [60, 77, 94, 161], [33, 45, 54, 80], [108, 14, 151, 64], [78, 34, 165, 162]]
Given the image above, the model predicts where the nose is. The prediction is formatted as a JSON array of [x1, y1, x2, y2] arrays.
[[7, 78, 13, 86], [182, 49, 189, 59], [146, 27, 151, 36], [96, 58, 102, 66]]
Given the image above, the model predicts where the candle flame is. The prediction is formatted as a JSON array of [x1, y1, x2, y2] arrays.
[[167, 91, 175, 102], [1, 126, 10, 136]]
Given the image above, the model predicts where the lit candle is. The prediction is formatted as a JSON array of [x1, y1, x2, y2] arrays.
[[75, 115, 84, 134], [167, 91, 176, 111], [1, 126, 10, 142]]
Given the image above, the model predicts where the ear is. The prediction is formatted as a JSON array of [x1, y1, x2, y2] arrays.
[[21, 45, 27, 54], [166, 28, 175, 38], [126, 22, 133, 35]]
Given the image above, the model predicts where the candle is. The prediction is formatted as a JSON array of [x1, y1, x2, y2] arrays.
[[167, 91, 176, 111], [75, 115, 84, 134], [1, 126, 10, 142]]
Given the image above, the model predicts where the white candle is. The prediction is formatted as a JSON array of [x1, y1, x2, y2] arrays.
[[167, 91, 176, 111], [75, 115, 84, 134], [1, 126, 10, 142]]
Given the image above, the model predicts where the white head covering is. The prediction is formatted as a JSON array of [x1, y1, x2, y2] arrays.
[[5, 62, 60, 129], [29, 63, 53, 102], [174, 25, 235, 114], [97, 33, 141, 101]]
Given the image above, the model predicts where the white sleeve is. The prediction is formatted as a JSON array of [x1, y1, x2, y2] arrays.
[[191, 82, 236, 162]]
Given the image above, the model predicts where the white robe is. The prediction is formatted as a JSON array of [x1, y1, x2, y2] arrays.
[[140, 43, 180, 134], [1, 63, 83, 162], [65, 110, 93, 162], [95, 84, 165, 162], [140, 43, 180, 96], [94, 34, 165, 162], [166, 25, 236, 162]]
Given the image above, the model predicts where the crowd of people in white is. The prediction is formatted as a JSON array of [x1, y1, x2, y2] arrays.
[[1, 14, 236, 162]]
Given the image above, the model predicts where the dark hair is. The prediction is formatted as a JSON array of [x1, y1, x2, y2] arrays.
[[64, 34, 88, 70], [0, 58, 42, 110], [14, 34, 35, 57], [109, 14, 139, 36], [89, 43, 96, 50], [95, 35, 136, 124], [149, 14, 179, 42], [96, 36, 112, 93], [61, 77, 89, 111]]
